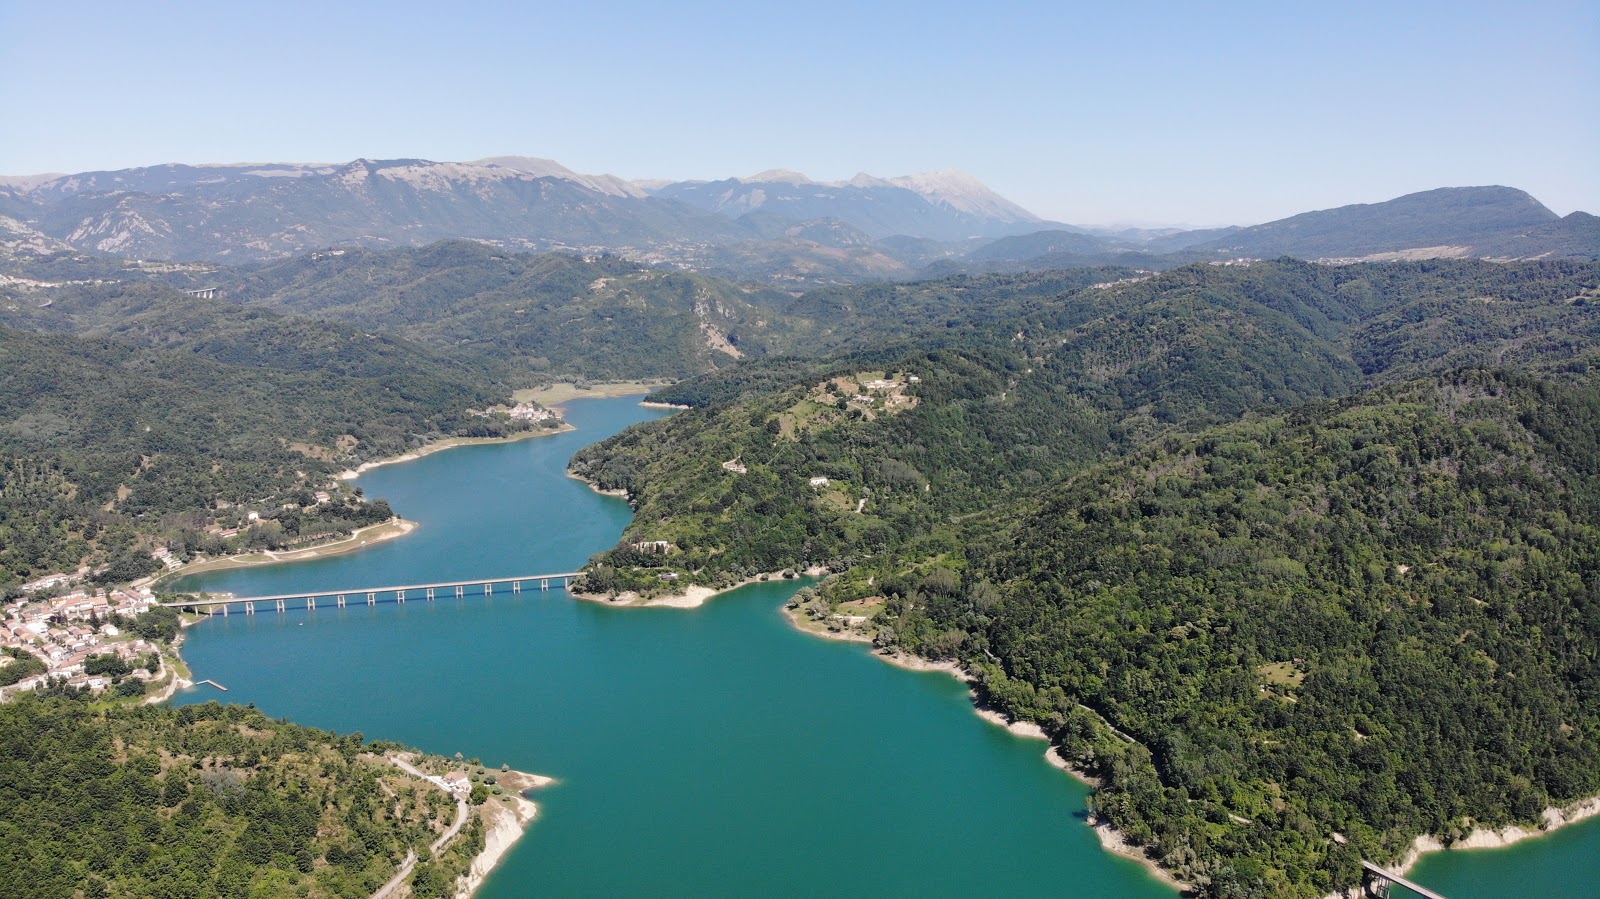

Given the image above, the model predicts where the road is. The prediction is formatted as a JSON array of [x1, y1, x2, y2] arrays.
[[370, 756, 471, 899]]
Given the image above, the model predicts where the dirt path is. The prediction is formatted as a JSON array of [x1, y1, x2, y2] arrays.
[[371, 756, 471, 898]]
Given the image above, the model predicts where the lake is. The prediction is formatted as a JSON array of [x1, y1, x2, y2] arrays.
[[170, 395, 1598, 897]]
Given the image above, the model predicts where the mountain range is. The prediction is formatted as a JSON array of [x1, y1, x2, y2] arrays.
[[2, 158, 1595, 285]]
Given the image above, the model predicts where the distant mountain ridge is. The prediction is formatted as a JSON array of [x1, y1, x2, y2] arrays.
[[1, 158, 1593, 282], [649, 168, 1052, 240], [0, 157, 1051, 266], [937, 186, 1597, 276]]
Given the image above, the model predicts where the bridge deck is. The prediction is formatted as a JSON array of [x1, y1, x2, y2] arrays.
[[1361, 861, 1447, 899], [165, 573, 582, 606]]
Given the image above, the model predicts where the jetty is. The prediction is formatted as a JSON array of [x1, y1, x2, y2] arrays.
[[162, 572, 582, 616]]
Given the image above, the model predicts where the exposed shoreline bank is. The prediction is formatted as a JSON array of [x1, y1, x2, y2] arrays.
[[781, 601, 1192, 893], [570, 567, 830, 609], [1308, 795, 1600, 898], [513, 380, 670, 406], [458, 768, 554, 898], [338, 425, 574, 481], [155, 518, 418, 584]]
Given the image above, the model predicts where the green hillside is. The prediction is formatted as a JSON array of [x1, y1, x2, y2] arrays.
[[219, 241, 809, 380], [572, 259, 1598, 592], [880, 371, 1600, 896], [0, 319, 545, 587], [568, 258, 1600, 894], [0, 697, 486, 899]]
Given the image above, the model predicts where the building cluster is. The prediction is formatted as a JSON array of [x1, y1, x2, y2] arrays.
[[506, 402, 557, 422], [0, 585, 161, 699], [422, 770, 474, 800]]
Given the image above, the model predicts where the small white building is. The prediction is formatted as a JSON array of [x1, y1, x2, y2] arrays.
[[808, 477, 830, 487]]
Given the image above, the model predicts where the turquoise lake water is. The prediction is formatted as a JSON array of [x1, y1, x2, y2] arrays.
[[170, 396, 1598, 897]]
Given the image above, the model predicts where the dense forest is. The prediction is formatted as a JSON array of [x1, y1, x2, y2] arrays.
[[0, 697, 483, 899], [0, 277, 555, 587], [571, 259, 1600, 894], [573, 259, 1599, 591], [870, 371, 1600, 895]]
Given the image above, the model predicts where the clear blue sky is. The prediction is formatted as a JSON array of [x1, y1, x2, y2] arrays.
[[3, 0, 1595, 225]]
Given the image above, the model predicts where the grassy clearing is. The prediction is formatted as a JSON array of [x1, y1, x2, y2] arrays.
[[513, 380, 671, 405], [1257, 662, 1306, 687]]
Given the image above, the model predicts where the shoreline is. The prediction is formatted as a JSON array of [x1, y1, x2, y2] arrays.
[[791, 605, 1600, 899], [570, 566, 830, 609], [338, 425, 574, 480], [143, 631, 193, 704], [781, 602, 1191, 892], [155, 518, 419, 583], [1328, 794, 1600, 898], [458, 768, 554, 898], [568, 470, 628, 497]]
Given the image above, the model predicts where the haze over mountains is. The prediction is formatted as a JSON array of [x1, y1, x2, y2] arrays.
[[1, 156, 1594, 285]]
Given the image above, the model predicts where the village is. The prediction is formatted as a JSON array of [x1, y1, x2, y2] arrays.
[[0, 579, 169, 701]]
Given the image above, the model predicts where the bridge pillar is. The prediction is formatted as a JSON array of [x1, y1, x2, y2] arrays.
[[367, 592, 376, 605], [427, 588, 435, 601], [484, 582, 493, 596], [336, 594, 346, 608], [307, 597, 316, 610], [276, 599, 286, 613], [397, 590, 406, 603], [513, 580, 522, 594], [541, 578, 549, 590], [222, 604, 229, 617], [245, 602, 254, 615], [455, 585, 464, 599]]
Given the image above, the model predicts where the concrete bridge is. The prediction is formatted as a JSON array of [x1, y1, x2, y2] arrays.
[[1361, 860, 1447, 899], [164, 572, 582, 616], [182, 286, 219, 299]]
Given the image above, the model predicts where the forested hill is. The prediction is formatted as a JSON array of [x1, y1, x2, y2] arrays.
[[571, 258, 1598, 591], [0, 697, 485, 898], [568, 258, 1599, 894], [0, 287, 550, 587], [214, 241, 814, 380], [884, 371, 1600, 896]]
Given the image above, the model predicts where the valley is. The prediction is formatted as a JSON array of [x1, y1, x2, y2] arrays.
[[1, 157, 1596, 899]]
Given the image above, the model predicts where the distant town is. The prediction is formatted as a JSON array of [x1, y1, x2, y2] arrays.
[[1, 581, 165, 699]]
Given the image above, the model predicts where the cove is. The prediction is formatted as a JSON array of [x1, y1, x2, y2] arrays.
[[164, 396, 1596, 897]]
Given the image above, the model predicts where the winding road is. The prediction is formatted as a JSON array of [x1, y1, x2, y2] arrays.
[[370, 755, 471, 899]]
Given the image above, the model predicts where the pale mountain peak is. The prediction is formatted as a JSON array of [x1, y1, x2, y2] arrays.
[[744, 169, 814, 185], [472, 156, 646, 198], [889, 169, 1040, 222], [846, 172, 894, 189]]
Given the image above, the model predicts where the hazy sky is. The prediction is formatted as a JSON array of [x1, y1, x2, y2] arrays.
[[3, 0, 1596, 226]]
